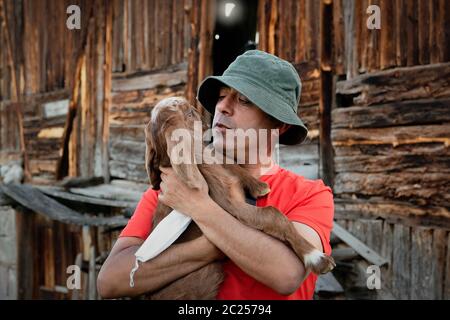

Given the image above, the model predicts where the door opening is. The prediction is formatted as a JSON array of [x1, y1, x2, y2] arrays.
[[212, 0, 258, 75]]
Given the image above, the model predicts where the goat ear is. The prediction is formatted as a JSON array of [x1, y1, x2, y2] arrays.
[[145, 122, 161, 189], [164, 127, 204, 190]]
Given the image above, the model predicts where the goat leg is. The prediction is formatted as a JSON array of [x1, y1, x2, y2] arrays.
[[148, 262, 224, 300], [227, 203, 335, 274]]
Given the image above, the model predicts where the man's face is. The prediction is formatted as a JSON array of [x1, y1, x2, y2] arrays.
[[211, 86, 281, 164]]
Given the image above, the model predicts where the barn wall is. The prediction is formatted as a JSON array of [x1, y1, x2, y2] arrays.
[[332, 0, 450, 299], [107, 0, 196, 183], [0, 206, 17, 299], [257, 0, 322, 179]]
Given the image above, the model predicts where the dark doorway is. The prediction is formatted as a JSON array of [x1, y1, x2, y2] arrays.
[[212, 0, 258, 75]]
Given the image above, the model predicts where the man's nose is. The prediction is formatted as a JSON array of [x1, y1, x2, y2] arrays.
[[216, 94, 235, 115]]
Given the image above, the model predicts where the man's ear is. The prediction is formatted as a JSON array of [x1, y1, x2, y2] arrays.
[[145, 122, 162, 189], [164, 126, 204, 190]]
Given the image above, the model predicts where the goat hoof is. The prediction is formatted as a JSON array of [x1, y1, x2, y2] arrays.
[[249, 182, 270, 198], [304, 250, 336, 275]]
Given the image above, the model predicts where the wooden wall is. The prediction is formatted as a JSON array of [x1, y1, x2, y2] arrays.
[[0, 206, 17, 299], [331, 0, 450, 299], [335, 218, 450, 299], [333, 0, 450, 79], [111, 0, 191, 74], [1, 206, 121, 300], [258, 0, 322, 179], [0, 0, 195, 183], [106, 0, 198, 183]]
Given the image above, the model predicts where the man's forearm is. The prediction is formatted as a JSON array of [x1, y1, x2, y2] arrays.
[[98, 237, 216, 298], [193, 199, 306, 295]]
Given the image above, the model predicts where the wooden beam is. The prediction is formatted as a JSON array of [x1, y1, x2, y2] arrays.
[[332, 223, 389, 267], [35, 185, 137, 209], [111, 65, 187, 92], [0, 184, 128, 227], [198, 0, 215, 84], [334, 171, 450, 207], [0, 0, 30, 181], [185, 0, 200, 105], [102, 0, 113, 184], [336, 62, 450, 106], [56, 4, 96, 180], [268, 0, 277, 55], [332, 124, 450, 147], [315, 272, 344, 295], [332, 98, 450, 129]]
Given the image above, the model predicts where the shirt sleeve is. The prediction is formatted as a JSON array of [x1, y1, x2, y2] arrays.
[[285, 180, 334, 255], [119, 188, 159, 240]]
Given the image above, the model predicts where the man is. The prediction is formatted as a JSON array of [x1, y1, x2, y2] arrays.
[[97, 50, 334, 299]]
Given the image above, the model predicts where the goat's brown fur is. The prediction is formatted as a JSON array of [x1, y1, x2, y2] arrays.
[[143, 97, 335, 299]]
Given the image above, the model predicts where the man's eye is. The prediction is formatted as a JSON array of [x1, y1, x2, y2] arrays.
[[239, 97, 251, 105], [217, 95, 226, 101]]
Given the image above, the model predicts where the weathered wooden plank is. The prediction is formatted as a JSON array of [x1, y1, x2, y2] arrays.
[[0, 264, 17, 299], [331, 247, 358, 262], [380, 0, 396, 69], [439, 0, 450, 62], [112, 66, 187, 92], [334, 153, 449, 174], [381, 221, 393, 290], [432, 229, 447, 300], [336, 62, 450, 106], [315, 272, 344, 295], [109, 140, 145, 164], [0, 206, 17, 267], [334, 172, 450, 207], [411, 227, 434, 299], [69, 184, 143, 202], [417, 0, 430, 64], [342, 0, 356, 79], [35, 185, 137, 209], [109, 124, 145, 142], [109, 159, 148, 183], [334, 141, 448, 158], [367, 0, 380, 72], [445, 233, 450, 299], [15, 207, 34, 299], [429, 0, 440, 64], [43, 226, 55, 289], [279, 143, 319, 179], [332, 223, 389, 267], [334, 199, 450, 229], [0, 183, 128, 227], [392, 224, 411, 299], [332, 98, 450, 129], [332, 0, 345, 74], [406, 0, 419, 66], [332, 124, 450, 147], [71, 252, 82, 300], [88, 246, 96, 300], [364, 220, 383, 254]]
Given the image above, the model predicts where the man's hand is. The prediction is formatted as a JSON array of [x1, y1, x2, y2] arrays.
[[158, 166, 212, 217], [97, 234, 225, 299]]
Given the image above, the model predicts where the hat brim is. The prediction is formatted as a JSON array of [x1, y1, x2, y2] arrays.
[[197, 76, 308, 145]]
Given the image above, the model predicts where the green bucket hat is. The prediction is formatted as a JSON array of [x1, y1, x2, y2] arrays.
[[197, 50, 308, 145]]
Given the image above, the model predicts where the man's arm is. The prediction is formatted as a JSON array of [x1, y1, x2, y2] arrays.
[[192, 199, 323, 295], [158, 167, 326, 296], [97, 235, 223, 299]]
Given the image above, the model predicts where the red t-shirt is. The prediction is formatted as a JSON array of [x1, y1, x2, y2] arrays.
[[119, 165, 334, 300]]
